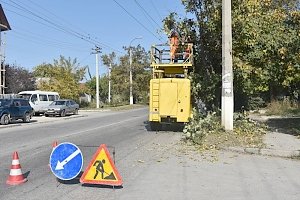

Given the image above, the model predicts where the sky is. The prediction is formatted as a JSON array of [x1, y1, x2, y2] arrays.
[[0, 0, 187, 79]]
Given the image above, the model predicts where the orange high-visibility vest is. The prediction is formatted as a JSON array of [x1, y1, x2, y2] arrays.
[[170, 36, 179, 60]]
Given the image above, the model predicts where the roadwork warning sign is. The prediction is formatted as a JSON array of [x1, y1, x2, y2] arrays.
[[80, 144, 122, 186]]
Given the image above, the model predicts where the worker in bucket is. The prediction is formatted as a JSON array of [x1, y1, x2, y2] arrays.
[[169, 30, 179, 63]]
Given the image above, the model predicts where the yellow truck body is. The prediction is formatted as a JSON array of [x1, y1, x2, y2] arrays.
[[149, 78, 191, 123], [149, 42, 193, 130]]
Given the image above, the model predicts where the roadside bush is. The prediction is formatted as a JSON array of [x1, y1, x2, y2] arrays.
[[248, 96, 265, 111], [183, 110, 267, 149], [79, 101, 90, 108], [266, 99, 300, 116], [183, 109, 223, 145], [111, 94, 127, 106]]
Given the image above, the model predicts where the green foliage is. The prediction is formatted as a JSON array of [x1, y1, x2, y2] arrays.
[[78, 100, 90, 108], [247, 97, 266, 110], [233, 113, 267, 147], [233, 0, 300, 100], [84, 77, 96, 99], [183, 110, 224, 145], [85, 76, 109, 103], [5, 64, 36, 93], [33, 55, 87, 100], [184, 111, 267, 149], [85, 46, 151, 106], [163, 1, 223, 109], [163, 0, 300, 110]]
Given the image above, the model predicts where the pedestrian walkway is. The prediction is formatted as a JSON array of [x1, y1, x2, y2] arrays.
[[228, 115, 300, 158]]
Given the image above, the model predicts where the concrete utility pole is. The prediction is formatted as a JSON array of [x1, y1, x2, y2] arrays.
[[221, 0, 234, 130], [0, 27, 3, 94], [129, 37, 142, 105], [92, 46, 101, 109], [108, 63, 111, 103], [0, 24, 8, 95], [0, 4, 11, 95]]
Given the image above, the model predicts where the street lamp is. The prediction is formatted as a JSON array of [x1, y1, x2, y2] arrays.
[[129, 36, 142, 105]]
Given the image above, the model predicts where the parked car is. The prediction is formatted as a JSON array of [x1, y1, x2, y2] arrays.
[[44, 99, 79, 117], [18, 90, 60, 116], [0, 98, 34, 125]]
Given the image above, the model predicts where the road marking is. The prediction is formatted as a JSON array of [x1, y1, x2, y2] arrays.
[[0, 114, 147, 157], [60, 114, 147, 139]]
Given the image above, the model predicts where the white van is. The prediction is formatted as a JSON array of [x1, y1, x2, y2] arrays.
[[18, 91, 60, 115]]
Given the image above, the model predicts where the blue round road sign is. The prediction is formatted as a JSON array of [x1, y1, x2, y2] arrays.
[[50, 142, 83, 180]]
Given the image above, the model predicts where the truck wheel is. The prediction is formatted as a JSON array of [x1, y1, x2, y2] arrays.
[[23, 112, 31, 123], [1, 114, 10, 125], [60, 110, 66, 117], [150, 122, 161, 131]]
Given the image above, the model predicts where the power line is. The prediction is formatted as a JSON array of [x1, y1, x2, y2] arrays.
[[6, 0, 93, 43], [4, 6, 68, 34], [112, 0, 163, 42], [12, 29, 89, 50], [11, 0, 105, 46], [134, 0, 162, 30], [10, 31, 87, 52], [4, 0, 124, 54], [21, 0, 124, 54], [5, 7, 95, 51], [25, 0, 96, 37], [134, 0, 164, 40], [150, 0, 163, 21]]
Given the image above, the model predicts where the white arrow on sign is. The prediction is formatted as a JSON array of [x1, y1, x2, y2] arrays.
[[55, 149, 81, 170]]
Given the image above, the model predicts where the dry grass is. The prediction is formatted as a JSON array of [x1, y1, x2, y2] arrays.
[[265, 100, 300, 116], [184, 113, 267, 153]]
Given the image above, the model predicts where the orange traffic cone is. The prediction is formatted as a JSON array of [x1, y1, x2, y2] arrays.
[[6, 151, 27, 185], [49, 141, 58, 168], [52, 141, 58, 151]]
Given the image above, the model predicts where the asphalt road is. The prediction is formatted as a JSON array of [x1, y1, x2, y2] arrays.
[[0, 107, 300, 200]]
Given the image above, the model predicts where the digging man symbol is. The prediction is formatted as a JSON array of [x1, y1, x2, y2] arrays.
[[93, 159, 116, 180]]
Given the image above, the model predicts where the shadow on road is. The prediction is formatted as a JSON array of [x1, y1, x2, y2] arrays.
[[56, 171, 83, 185], [144, 121, 184, 132], [266, 117, 300, 136], [23, 171, 30, 179], [81, 184, 123, 189]]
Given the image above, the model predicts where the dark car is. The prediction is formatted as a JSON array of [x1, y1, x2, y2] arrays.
[[44, 99, 79, 117], [0, 98, 34, 125]]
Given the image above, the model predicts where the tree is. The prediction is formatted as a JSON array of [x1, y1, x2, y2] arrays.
[[163, 0, 300, 110], [163, 1, 222, 110], [87, 47, 151, 105], [232, 0, 300, 102], [33, 56, 87, 100], [5, 64, 36, 93]]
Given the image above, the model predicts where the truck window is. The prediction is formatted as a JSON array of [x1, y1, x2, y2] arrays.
[[20, 100, 30, 106], [14, 101, 21, 107], [39, 94, 48, 101], [48, 95, 55, 101], [19, 94, 31, 100], [31, 94, 37, 102]]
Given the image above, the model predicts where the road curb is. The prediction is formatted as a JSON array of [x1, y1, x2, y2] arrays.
[[78, 109, 110, 112], [0, 114, 87, 129], [224, 146, 300, 158]]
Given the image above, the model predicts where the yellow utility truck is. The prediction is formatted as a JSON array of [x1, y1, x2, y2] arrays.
[[149, 37, 193, 130]]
